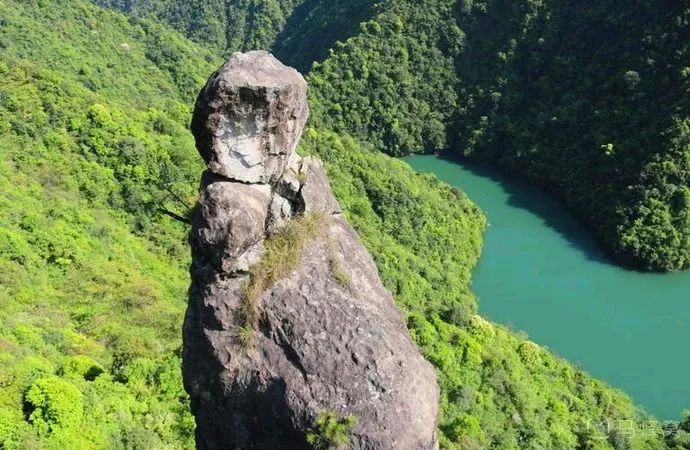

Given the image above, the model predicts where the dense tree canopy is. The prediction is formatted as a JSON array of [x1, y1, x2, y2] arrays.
[[452, 0, 690, 271], [0, 1, 214, 446], [0, 0, 688, 448], [305, 0, 690, 271], [91, 0, 379, 70]]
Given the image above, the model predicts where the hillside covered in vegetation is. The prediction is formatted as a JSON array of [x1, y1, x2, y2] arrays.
[[306, 0, 690, 272], [0, 0, 689, 449], [89, 0, 376, 70], [95, 0, 690, 271]]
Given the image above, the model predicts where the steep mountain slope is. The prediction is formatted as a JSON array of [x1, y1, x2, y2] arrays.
[[89, 0, 690, 279], [0, 1, 217, 447], [307, 0, 690, 271], [0, 0, 688, 449], [455, 0, 690, 271], [89, 0, 232, 52], [90, 0, 376, 69]]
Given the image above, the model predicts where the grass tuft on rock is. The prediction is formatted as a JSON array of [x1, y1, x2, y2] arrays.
[[242, 211, 328, 329], [235, 324, 255, 349], [326, 239, 350, 287]]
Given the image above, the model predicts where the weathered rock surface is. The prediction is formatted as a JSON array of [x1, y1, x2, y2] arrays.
[[183, 51, 440, 450], [191, 50, 309, 184]]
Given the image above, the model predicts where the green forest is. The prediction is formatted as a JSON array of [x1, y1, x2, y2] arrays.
[[102, 0, 690, 272], [0, 0, 689, 449], [307, 0, 690, 272]]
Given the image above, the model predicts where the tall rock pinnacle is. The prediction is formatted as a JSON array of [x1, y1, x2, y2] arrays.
[[183, 51, 440, 449]]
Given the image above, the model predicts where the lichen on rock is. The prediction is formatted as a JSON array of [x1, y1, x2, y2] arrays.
[[183, 50, 440, 450], [191, 50, 309, 184]]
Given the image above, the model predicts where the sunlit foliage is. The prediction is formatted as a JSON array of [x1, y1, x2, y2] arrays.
[[0, 0, 687, 449]]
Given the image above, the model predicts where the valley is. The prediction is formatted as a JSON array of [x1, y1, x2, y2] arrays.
[[407, 155, 690, 420], [0, 0, 688, 448]]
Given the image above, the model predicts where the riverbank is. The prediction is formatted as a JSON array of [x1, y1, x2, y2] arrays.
[[406, 154, 690, 420]]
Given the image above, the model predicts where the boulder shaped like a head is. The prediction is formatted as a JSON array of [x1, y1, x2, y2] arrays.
[[191, 50, 309, 184]]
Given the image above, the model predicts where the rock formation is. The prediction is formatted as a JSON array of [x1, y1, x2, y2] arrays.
[[183, 50, 439, 450]]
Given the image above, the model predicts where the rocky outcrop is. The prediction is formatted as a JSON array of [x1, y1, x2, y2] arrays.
[[183, 50, 439, 450], [191, 51, 309, 184]]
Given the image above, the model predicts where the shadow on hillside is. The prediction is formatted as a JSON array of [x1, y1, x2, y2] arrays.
[[435, 152, 613, 267], [272, 0, 378, 72]]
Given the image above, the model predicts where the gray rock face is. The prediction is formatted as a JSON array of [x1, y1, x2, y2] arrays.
[[191, 50, 309, 183], [183, 52, 440, 450]]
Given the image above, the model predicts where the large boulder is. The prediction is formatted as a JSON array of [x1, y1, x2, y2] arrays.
[[183, 51, 440, 450], [191, 50, 309, 183]]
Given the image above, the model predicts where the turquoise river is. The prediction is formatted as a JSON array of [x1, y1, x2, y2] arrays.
[[406, 155, 690, 420]]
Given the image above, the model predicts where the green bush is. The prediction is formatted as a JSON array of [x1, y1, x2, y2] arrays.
[[25, 377, 83, 435], [243, 212, 327, 328], [60, 355, 104, 381], [306, 411, 357, 449]]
